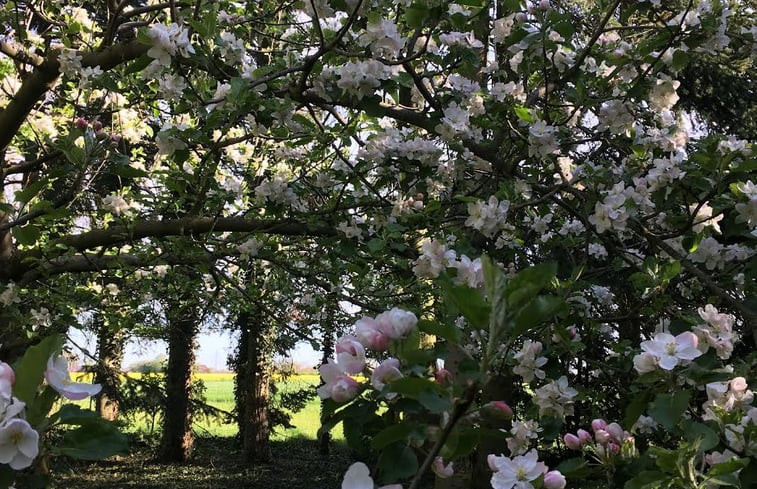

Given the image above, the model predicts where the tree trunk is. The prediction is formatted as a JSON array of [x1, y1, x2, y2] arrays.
[[158, 301, 198, 462], [240, 309, 274, 464], [471, 374, 513, 489], [94, 316, 124, 421], [318, 330, 334, 455]]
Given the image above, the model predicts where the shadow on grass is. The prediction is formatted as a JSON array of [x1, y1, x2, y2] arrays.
[[53, 435, 353, 489]]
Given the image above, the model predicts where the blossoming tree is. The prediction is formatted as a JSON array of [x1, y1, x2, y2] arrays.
[[0, 0, 755, 487]]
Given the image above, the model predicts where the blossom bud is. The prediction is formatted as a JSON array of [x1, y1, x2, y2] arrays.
[[489, 401, 513, 420], [563, 433, 581, 450], [607, 422, 624, 443], [435, 368, 452, 385], [591, 418, 608, 432], [608, 442, 620, 454], [74, 117, 88, 129], [595, 429, 610, 444], [92, 120, 103, 131], [96, 129, 108, 140], [544, 470, 566, 489], [431, 457, 454, 479], [515, 12, 528, 22], [577, 429, 592, 444], [110, 133, 122, 143], [731, 377, 748, 393], [0, 362, 15, 393], [538, 0, 551, 10]]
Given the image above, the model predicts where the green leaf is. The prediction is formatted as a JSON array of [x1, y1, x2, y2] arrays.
[[504, 263, 557, 309], [417, 319, 461, 343], [682, 421, 719, 451], [510, 295, 563, 338], [390, 377, 451, 413], [441, 279, 491, 329], [555, 457, 590, 477], [14, 180, 45, 204], [514, 106, 533, 122], [648, 391, 691, 431], [57, 419, 128, 460], [623, 391, 652, 429], [378, 444, 418, 483], [624, 471, 669, 489], [708, 457, 749, 477], [11, 225, 41, 246], [371, 423, 416, 450], [124, 55, 153, 75], [405, 5, 428, 29], [12, 334, 65, 405]]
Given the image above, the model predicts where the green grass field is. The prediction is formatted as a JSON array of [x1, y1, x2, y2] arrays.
[[113, 373, 342, 440]]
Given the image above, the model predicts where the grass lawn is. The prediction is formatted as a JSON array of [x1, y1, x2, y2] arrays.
[[116, 372, 342, 440]]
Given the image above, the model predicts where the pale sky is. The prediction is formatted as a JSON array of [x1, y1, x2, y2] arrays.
[[69, 327, 322, 372]]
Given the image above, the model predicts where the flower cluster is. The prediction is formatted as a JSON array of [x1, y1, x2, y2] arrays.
[[318, 308, 416, 402], [146, 23, 195, 66], [0, 362, 38, 470], [563, 419, 635, 464], [488, 449, 565, 489]]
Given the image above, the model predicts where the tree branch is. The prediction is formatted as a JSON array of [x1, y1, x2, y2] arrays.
[[0, 40, 149, 152]]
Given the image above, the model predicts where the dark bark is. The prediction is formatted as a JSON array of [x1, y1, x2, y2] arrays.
[[239, 309, 274, 464], [94, 317, 124, 421], [158, 300, 198, 462], [471, 374, 512, 489], [318, 331, 334, 455]]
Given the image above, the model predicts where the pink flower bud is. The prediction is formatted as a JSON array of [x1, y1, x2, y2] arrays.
[[92, 120, 103, 131], [544, 470, 566, 489], [591, 418, 608, 432], [577, 429, 592, 444], [515, 12, 528, 22], [563, 433, 581, 450], [355, 316, 390, 351], [435, 368, 452, 385], [595, 429, 610, 444], [74, 117, 88, 129], [110, 133, 122, 143], [608, 442, 620, 454], [96, 129, 108, 140], [0, 362, 15, 390], [538, 0, 551, 11], [489, 401, 513, 420], [607, 423, 624, 443], [432, 457, 454, 479]]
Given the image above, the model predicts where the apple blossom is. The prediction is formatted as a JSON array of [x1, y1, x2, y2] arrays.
[[375, 308, 417, 339], [317, 359, 360, 403], [489, 449, 547, 489], [44, 354, 102, 401], [336, 335, 367, 375], [0, 418, 39, 470], [563, 433, 581, 450], [355, 316, 390, 351], [370, 358, 402, 391], [431, 457, 454, 478], [543, 470, 566, 489], [0, 362, 14, 393], [341, 462, 402, 489], [637, 332, 703, 371]]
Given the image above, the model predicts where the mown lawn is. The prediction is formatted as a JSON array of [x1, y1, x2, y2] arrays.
[[114, 372, 342, 440]]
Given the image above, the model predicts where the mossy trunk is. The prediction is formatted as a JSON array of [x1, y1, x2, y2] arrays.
[[94, 316, 124, 421], [239, 309, 274, 464], [158, 301, 198, 462]]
